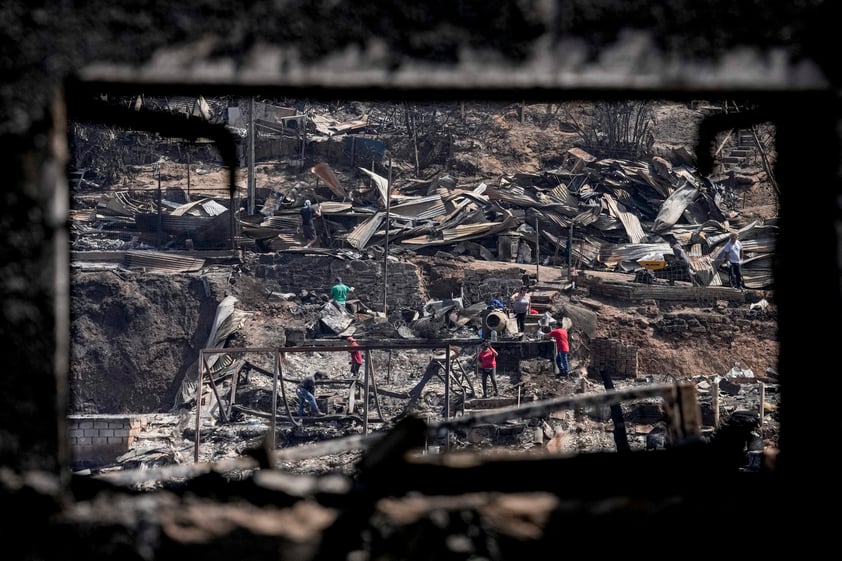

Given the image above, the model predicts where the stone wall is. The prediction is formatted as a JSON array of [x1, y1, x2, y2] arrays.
[[256, 254, 425, 311], [653, 310, 770, 339]]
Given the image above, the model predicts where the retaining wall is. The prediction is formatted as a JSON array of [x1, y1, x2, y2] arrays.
[[68, 415, 149, 469], [256, 254, 425, 311]]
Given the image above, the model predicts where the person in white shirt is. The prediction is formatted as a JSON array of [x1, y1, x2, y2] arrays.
[[717, 232, 745, 289], [510, 286, 531, 334]]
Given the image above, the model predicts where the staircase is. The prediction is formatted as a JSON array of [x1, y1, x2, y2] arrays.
[[721, 128, 756, 170], [523, 277, 568, 331]]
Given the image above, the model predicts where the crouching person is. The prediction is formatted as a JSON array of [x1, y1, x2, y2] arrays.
[[297, 372, 327, 416]]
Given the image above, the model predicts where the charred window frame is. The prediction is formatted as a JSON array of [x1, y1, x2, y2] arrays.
[[62, 77, 842, 480]]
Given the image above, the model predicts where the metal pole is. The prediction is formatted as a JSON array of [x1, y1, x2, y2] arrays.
[[271, 352, 279, 451], [759, 381, 765, 420], [382, 155, 392, 314], [444, 345, 451, 451], [712, 375, 720, 428], [247, 97, 255, 216], [567, 222, 573, 279], [364, 349, 371, 435], [156, 164, 162, 249], [194, 350, 203, 462], [535, 217, 540, 282], [300, 115, 306, 171]]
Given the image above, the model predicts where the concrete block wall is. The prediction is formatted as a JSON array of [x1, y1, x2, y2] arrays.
[[257, 255, 425, 311], [589, 337, 639, 379], [68, 415, 149, 468]]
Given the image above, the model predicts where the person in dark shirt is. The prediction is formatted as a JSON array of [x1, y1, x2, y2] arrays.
[[297, 372, 326, 416], [300, 200, 322, 248]]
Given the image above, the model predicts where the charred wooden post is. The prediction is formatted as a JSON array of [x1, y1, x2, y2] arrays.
[[275, 352, 301, 429], [711, 375, 720, 428], [759, 381, 765, 420], [599, 367, 630, 453], [365, 353, 386, 422], [663, 382, 702, 444], [363, 349, 371, 435]]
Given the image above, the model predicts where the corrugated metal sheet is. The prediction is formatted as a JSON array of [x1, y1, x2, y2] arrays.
[[260, 215, 299, 229], [345, 212, 385, 249], [389, 194, 446, 220], [652, 183, 701, 232], [742, 254, 775, 289], [358, 167, 390, 206], [401, 216, 518, 246], [124, 251, 205, 272], [135, 213, 219, 234], [547, 183, 579, 207], [97, 191, 148, 216], [599, 242, 670, 269], [486, 186, 540, 208], [310, 163, 347, 200], [602, 193, 646, 243]]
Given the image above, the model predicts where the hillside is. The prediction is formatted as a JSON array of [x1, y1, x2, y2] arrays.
[[68, 98, 780, 472]]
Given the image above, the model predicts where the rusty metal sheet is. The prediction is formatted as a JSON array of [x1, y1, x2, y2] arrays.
[[310, 162, 347, 200]]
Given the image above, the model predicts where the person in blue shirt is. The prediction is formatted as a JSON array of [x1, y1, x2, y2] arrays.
[[297, 372, 326, 417]]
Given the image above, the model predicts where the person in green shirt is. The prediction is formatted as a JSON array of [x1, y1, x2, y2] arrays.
[[330, 276, 353, 312]]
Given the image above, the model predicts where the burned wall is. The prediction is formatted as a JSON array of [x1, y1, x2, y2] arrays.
[[256, 254, 426, 311], [653, 310, 772, 340]]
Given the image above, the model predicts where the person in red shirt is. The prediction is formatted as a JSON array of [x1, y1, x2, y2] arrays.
[[347, 336, 363, 378], [544, 324, 570, 376], [477, 340, 499, 397]]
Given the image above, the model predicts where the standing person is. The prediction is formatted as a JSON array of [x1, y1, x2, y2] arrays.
[[477, 340, 499, 398], [347, 336, 363, 378], [717, 232, 745, 289], [300, 200, 322, 248], [330, 276, 353, 313], [670, 240, 699, 286], [544, 322, 570, 376], [297, 372, 325, 417], [510, 286, 531, 335]]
